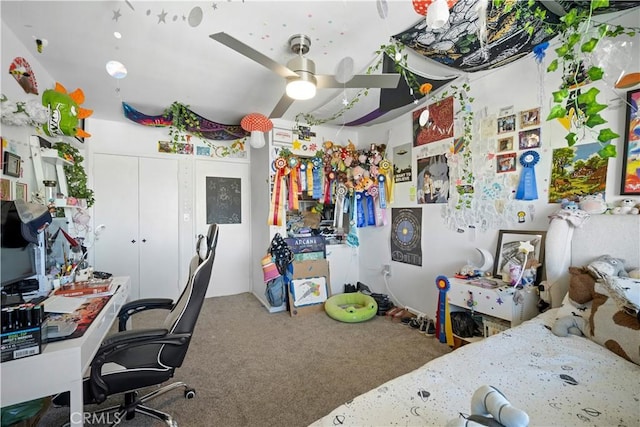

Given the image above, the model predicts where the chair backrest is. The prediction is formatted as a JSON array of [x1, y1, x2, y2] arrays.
[[160, 224, 219, 367]]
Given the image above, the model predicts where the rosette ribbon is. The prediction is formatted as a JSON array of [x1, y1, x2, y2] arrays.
[[299, 162, 307, 193], [378, 159, 394, 205], [324, 170, 336, 205], [515, 150, 540, 201], [312, 158, 323, 199], [334, 184, 347, 229], [364, 192, 376, 226], [288, 157, 300, 211], [268, 157, 288, 226], [355, 191, 366, 227]]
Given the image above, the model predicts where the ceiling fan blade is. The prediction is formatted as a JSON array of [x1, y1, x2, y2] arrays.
[[269, 94, 296, 119], [316, 73, 400, 89], [210, 32, 297, 79]]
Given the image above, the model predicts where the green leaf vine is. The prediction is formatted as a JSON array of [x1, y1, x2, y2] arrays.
[[52, 142, 95, 207], [493, 0, 639, 158], [163, 101, 203, 148]]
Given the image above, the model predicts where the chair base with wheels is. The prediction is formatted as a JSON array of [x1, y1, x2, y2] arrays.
[[91, 382, 195, 427]]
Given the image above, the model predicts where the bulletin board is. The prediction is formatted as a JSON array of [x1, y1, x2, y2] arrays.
[[206, 176, 241, 224]]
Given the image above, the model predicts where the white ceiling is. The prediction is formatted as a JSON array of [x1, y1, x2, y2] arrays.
[[2, 0, 456, 128]]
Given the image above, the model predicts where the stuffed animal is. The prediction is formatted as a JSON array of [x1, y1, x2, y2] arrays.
[[578, 194, 607, 214], [552, 259, 640, 365], [446, 385, 529, 427], [611, 198, 639, 215], [587, 255, 629, 278]]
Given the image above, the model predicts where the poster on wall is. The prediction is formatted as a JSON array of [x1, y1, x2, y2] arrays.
[[391, 207, 422, 267], [416, 154, 449, 204], [206, 176, 241, 224], [393, 143, 412, 183], [412, 96, 454, 147], [621, 88, 640, 195], [548, 142, 608, 203]]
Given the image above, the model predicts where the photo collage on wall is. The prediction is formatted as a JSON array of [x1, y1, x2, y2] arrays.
[[495, 107, 541, 174]]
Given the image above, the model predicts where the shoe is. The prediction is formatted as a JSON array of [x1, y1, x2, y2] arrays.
[[423, 318, 436, 336], [344, 283, 356, 293], [356, 282, 372, 295], [408, 317, 421, 329]]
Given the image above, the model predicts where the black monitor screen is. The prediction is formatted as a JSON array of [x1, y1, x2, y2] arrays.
[[1, 244, 37, 287]]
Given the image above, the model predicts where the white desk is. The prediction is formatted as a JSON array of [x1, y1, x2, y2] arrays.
[[0, 276, 130, 426]]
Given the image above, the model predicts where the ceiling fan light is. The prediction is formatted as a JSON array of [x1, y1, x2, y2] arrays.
[[286, 76, 317, 100]]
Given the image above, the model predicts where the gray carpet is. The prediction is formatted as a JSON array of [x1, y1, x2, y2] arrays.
[[38, 292, 451, 426]]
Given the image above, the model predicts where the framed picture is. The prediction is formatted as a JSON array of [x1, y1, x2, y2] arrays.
[[520, 107, 540, 128], [493, 230, 546, 283], [0, 178, 11, 201], [496, 152, 516, 173], [3, 152, 21, 177], [272, 127, 293, 146], [518, 128, 541, 149], [620, 88, 640, 195], [15, 182, 27, 201], [497, 136, 514, 152], [497, 114, 516, 134], [290, 276, 328, 307]]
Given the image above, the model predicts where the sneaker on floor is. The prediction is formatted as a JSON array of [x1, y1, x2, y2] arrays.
[[424, 318, 436, 336], [344, 283, 356, 293]]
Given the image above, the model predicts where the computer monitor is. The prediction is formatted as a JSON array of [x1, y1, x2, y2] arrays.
[[1, 201, 38, 292]]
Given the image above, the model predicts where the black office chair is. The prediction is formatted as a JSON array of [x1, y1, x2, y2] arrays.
[[57, 224, 219, 426]]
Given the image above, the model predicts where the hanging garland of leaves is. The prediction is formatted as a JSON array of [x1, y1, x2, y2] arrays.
[[52, 142, 95, 207], [493, 0, 639, 158], [163, 101, 203, 148]]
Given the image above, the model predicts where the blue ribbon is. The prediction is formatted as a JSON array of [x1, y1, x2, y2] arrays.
[[299, 162, 307, 192], [365, 193, 376, 226], [312, 166, 323, 199], [516, 150, 540, 201], [356, 192, 366, 227], [378, 175, 387, 209]]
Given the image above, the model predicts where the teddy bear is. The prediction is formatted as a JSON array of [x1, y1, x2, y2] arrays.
[[611, 198, 639, 215], [446, 385, 529, 427]]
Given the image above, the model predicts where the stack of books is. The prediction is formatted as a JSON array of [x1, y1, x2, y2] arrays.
[[52, 279, 115, 298]]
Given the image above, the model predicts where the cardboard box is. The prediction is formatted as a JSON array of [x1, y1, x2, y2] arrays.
[[288, 259, 331, 317], [1, 326, 42, 363]]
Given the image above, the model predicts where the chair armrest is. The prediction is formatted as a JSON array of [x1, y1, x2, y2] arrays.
[[118, 298, 174, 331], [90, 329, 191, 403]]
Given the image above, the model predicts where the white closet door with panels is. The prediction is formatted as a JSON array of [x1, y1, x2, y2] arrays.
[[195, 159, 251, 297], [92, 154, 180, 300]]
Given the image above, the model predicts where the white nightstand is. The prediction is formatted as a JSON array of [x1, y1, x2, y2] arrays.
[[446, 277, 540, 348]]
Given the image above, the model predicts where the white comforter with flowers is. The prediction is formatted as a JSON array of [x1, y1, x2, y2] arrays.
[[311, 309, 640, 427]]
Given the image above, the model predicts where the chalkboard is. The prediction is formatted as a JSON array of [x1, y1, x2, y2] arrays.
[[206, 177, 241, 224]]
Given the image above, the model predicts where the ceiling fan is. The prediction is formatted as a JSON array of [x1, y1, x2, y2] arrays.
[[209, 32, 401, 119]]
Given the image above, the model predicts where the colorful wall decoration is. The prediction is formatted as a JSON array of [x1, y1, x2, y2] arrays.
[[621, 88, 640, 195], [393, 143, 412, 183], [417, 154, 449, 204], [390, 207, 422, 267], [412, 96, 454, 146], [548, 142, 608, 203]]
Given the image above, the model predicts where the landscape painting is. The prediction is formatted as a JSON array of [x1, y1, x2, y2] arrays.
[[548, 142, 608, 203]]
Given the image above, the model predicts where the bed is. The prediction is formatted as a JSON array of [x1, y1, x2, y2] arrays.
[[312, 214, 640, 427]]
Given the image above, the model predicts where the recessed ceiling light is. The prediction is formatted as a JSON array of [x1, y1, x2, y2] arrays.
[[106, 60, 127, 79], [114, 31, 122, 39]]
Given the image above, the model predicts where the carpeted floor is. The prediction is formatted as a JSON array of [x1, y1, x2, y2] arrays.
[[37, 292, 451, 426]]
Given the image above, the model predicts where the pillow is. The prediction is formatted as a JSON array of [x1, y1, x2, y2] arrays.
[[588, 280, 640, 365]]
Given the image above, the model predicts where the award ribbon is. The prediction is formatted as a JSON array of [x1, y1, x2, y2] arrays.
[[306, 161, 314, 197], [299, 161, 307, 193], [355, 192, 366, 227], [268, 157, 287, 226], [378, 175, 387, 208], [334, 184, 347, 228], [364, 192, 376, 226], [288, 159, 300, 212], [515, 150, 540, 201], [378, 159, 393, 204], [312, 159, 323, 200]]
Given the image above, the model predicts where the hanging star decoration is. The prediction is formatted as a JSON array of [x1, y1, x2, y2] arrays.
[[112, 9, 122, 22], [157, 9, 167, 23]]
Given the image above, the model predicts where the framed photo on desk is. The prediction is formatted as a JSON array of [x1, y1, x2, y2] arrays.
[[493, 230, 546, 283]]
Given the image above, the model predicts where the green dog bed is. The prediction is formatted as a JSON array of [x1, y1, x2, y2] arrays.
[[324, 292, 378, 323]]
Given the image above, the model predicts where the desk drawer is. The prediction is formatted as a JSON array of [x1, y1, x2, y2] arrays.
[[447, 279, 514, 321]]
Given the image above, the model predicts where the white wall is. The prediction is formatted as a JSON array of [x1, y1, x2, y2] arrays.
[[355, 9, 640, 319]]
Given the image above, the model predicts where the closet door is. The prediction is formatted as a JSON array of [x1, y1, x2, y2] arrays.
[[138, 157, 180, 300], [92, 154, 180, 300], [92, 154, 140, 298]]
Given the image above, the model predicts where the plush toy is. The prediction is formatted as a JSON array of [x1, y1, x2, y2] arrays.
[[446, 385, 529, 427], [552, 258, 640, 365], [578, 194, 608, 214], [587, 255, 629, 278], [611, 198, 639, 215]]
